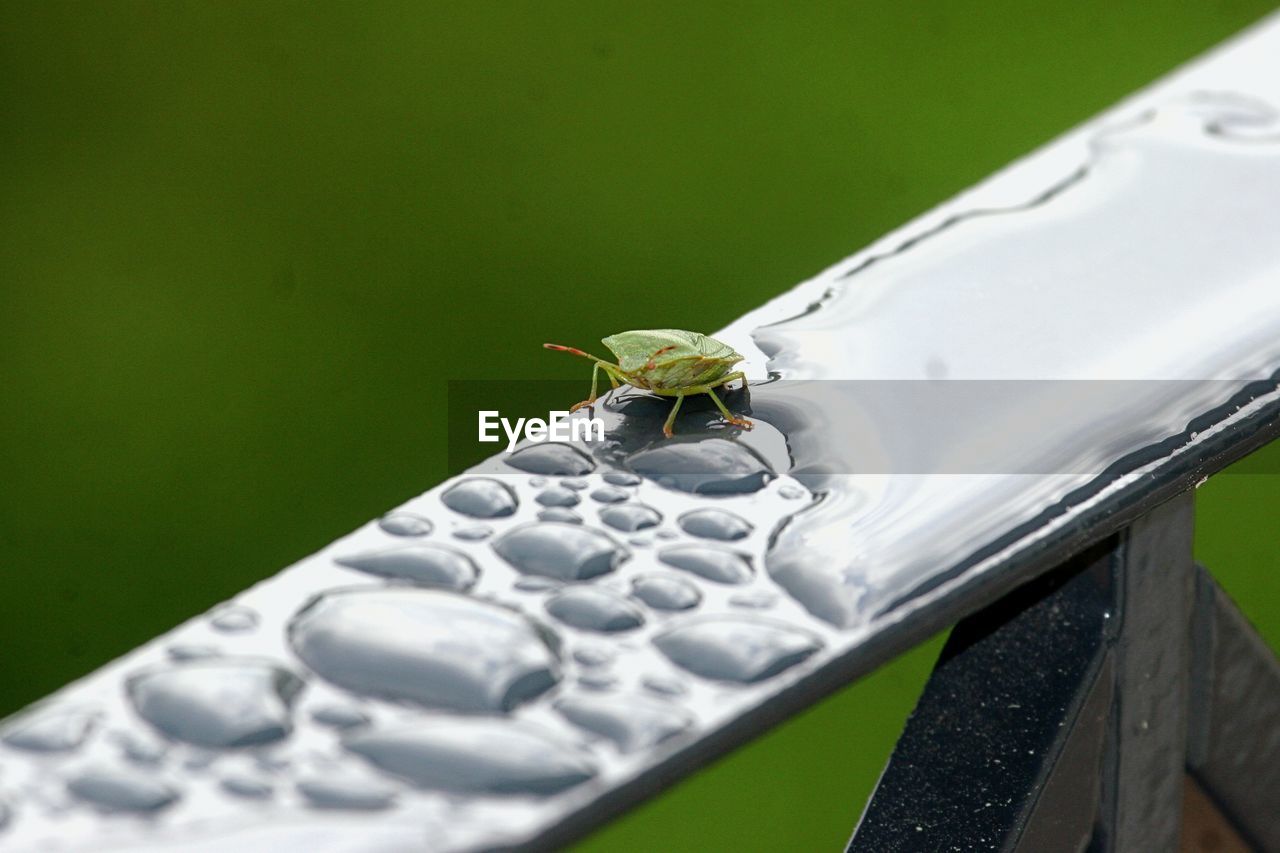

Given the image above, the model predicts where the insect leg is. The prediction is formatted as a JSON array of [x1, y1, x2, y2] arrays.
[[569, 362, 604, 413], [704, 387, 754, 431], [717, 371, 749, 392], [662, 393, 685, 438]]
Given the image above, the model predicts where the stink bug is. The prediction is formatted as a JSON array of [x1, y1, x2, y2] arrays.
[[544, 329, 753, 438]]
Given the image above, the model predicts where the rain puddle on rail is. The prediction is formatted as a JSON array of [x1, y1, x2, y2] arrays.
[[2, 94, 1279, 851]]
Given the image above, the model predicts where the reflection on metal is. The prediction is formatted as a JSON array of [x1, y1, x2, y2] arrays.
[[852, 493, 1279, 850], [3, 11, 1280, 853]]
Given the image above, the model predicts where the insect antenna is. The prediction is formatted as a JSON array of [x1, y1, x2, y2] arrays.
[[543, 343, 612, 365]]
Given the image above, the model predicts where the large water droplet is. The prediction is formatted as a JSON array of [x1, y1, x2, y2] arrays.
[[599, 504, 662, 533], [345, 720, 596, 795], [66, 766, 180, 813], [631, 574, 702, 611], [289, 588, 559, 713], [335, 544, 479, 591], [297, 774, 397, 811], [655, 618, 822, 683], [1, 707, 96, 753], [628, 439, 774, 495], [492, 522, 628, 581], [441, 478, 518, 518], [554, 693, 692, 753], [506, 443, 595, 476], [535, 486, 581, 508], [658, 545, 754, 584], [545, 588, 644, 633], [127, 659, 304, 748], [378, 512, 434, 537], [678, 509, 753, 541]]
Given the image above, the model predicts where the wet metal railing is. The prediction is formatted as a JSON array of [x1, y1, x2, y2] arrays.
[[3, 11, 1280, 853]]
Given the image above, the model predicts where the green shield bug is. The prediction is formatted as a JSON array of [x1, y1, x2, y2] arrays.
[[544, 329, 753, 438]]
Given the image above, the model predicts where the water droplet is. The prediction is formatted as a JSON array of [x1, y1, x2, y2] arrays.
[[778, 484, 806, 500], [629, 534, 654, 547], [554, 693, 692, 753], [492, 522, 628, 581], [441, 478, 518, 518], [603, 470, 642, 486], [590, 486, 630, 504], [1, 707, 96, 753], [514, 576, 562, 592], [506, 443, 595, 476], [220, 774, 274, 799], [655, 617, 822, 683], [127, 659, 304, 748], [66, 766, 180, 813], [378, 512, 434, 537], [628, 439, 774, 495], [210, 604, 259, 633], [658, 545, 754, 584], [113, 731, 167, 765], [577, 672, 618, 691], [642, 675, 687, 697], [535, 486, 580, 508], [335, 544, 479, 591], [631, 574, 702, 611], [730, 591, 778, 610], [310, 703, 370, 729], [678, 509, 753, 541], [572, 645, 615, 667], [289, 588, 560, 713], [536, 507, 582, 524], [297, 774, 397, 811], [346, 720, 596, 795], [545, 588, 644, 632], [167, 644, 220, 661], [599, 503, 662, 532], [560, 477, 589, 490], [452, 524, 493, 541], [656, 529, 678, 540]]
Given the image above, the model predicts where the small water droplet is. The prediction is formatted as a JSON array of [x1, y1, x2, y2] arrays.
[[66, 766, 180, 813], [452, 524, 493, 541], [560, 477, 590, 490], [602, 470, 642, 486], [335, 544, 479, 591], [535, 486, 581, 508], [167, 644, 221, 661], [112, 731, 167, 765], [631, 574, 702, 611], [577, 672, 619, 690], [441, 478, 518, 518], [778, 484, 806, 500], [642, 675, 687, 697], [572, 645, 615, 667], [345, 720, 596, 795], [629, 534, 654, 547], [289, 588, 560, 713], [599, 503, 662, 532], [529, 476, 548, 488], [536, 507, 582, 524], [506, 443, 595, 476], [378, 512, 434, 537], [678, 509, 753, 541], [127, 659, 304, 748], [656, 529, 678, 540], [1, 707, 96, 753], [730, 591, 778, 610], [220, 774, 274, 800], [210, 604, 259, 633], [493, 522, 628, 581], [546, 588, 644, 632], [658, 545, 753, 584], [628, 439, 774, 495], [297, 774, 397, 811], [310, 703, 371, 729], [655, 617, 822, 683], [590, 486, 630, 504], [514, 576, 562, 592], [554, 693, 692, 753]]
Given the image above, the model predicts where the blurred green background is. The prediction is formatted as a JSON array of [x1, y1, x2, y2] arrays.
[[2, 2, 1277, 849]]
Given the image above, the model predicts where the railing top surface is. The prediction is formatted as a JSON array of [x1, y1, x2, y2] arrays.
[[3, 11, 1280, 853]]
